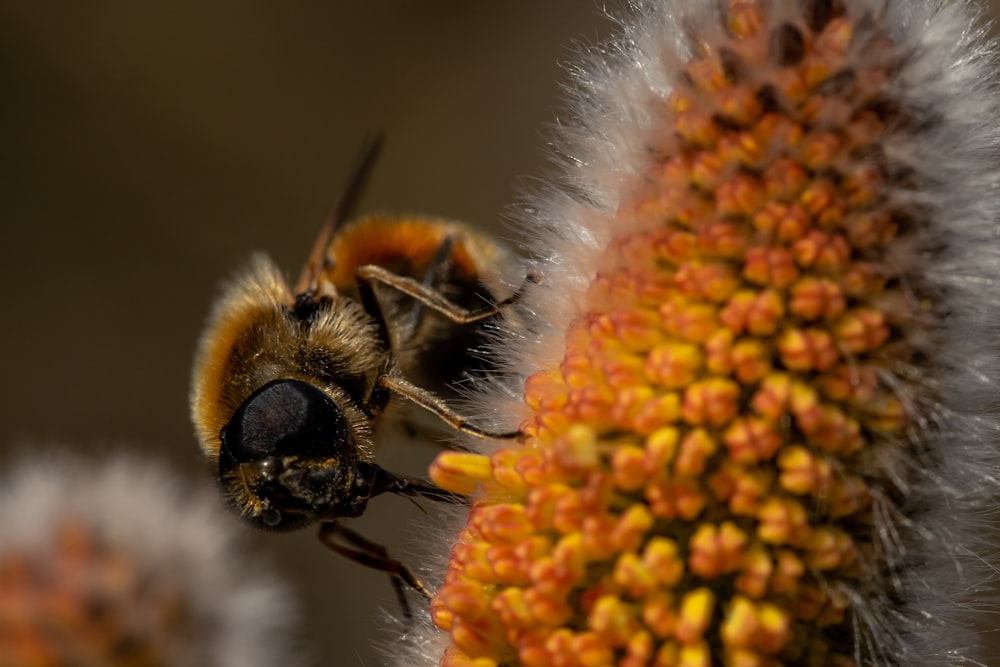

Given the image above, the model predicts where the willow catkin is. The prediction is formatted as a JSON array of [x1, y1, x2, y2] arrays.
[[400, 2, 1000, 666]]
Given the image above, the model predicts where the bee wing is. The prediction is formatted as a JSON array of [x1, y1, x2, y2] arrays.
[[295, 134, 384, 296]]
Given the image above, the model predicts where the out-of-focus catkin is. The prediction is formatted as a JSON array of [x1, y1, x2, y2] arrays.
[[0, 454, 299, 667], [417, 1, 1000, 666]]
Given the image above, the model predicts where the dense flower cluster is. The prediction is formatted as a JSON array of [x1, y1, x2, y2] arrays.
[[425, 2, 1000, 666]]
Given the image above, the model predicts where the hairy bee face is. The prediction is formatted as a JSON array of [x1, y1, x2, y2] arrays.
[[191, 256, 384, 529], [218, 379, 371, 530]]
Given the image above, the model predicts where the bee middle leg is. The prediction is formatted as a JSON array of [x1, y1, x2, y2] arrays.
[[317, 521, 431, 618], [403, 233, 458, 335], [354, 254, 535, 442], [377, 374, 524, 442]]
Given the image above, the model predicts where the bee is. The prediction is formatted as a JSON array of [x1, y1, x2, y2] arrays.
[[190, 138, 529, 610]]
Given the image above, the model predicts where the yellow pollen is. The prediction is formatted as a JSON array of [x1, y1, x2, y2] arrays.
[[431, 451, 494, 495], [433, 2, 920, 665], [675, 588, 714, 644]]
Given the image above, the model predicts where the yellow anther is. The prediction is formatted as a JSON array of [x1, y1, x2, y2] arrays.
[[430, 451, 493, 495], [675, 588, 714, 644]]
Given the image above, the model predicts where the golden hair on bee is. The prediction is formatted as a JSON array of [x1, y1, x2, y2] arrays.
[[190, 138, 530, 607]]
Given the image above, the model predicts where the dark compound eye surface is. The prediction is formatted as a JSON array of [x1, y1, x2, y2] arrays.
[[220, 379, 352, 473], [261, 508, 283, 527]]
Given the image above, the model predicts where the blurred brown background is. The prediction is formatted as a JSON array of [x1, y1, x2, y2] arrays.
[[2, 3, 999, 666]]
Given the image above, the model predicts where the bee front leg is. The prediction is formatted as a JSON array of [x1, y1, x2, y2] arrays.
[[317, 521, 430, 619], [356, 264, 540, 325]]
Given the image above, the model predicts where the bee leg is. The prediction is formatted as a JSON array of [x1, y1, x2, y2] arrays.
[[399, 417, 420, 439], [356, 264, 541, 326], [317, 521, 431, 618], [404, 234, 457, 335], [494, 271, 542, 310], [377, 374, 524, 441]]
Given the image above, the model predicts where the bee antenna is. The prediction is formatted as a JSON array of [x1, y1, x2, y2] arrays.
[[295, 133, 385, 295]]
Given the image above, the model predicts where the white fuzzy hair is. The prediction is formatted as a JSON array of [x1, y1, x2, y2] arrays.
[[388, 1, 1000, 665]]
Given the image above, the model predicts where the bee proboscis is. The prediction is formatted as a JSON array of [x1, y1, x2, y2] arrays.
[[190, 138, 531, 611]]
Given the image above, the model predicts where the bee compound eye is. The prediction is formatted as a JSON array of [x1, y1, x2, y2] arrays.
[[221, 379, 354, 469], [261, 508, 282, 527]]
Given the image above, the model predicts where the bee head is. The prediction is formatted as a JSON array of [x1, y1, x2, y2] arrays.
[[218, 379, 373, 530]]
